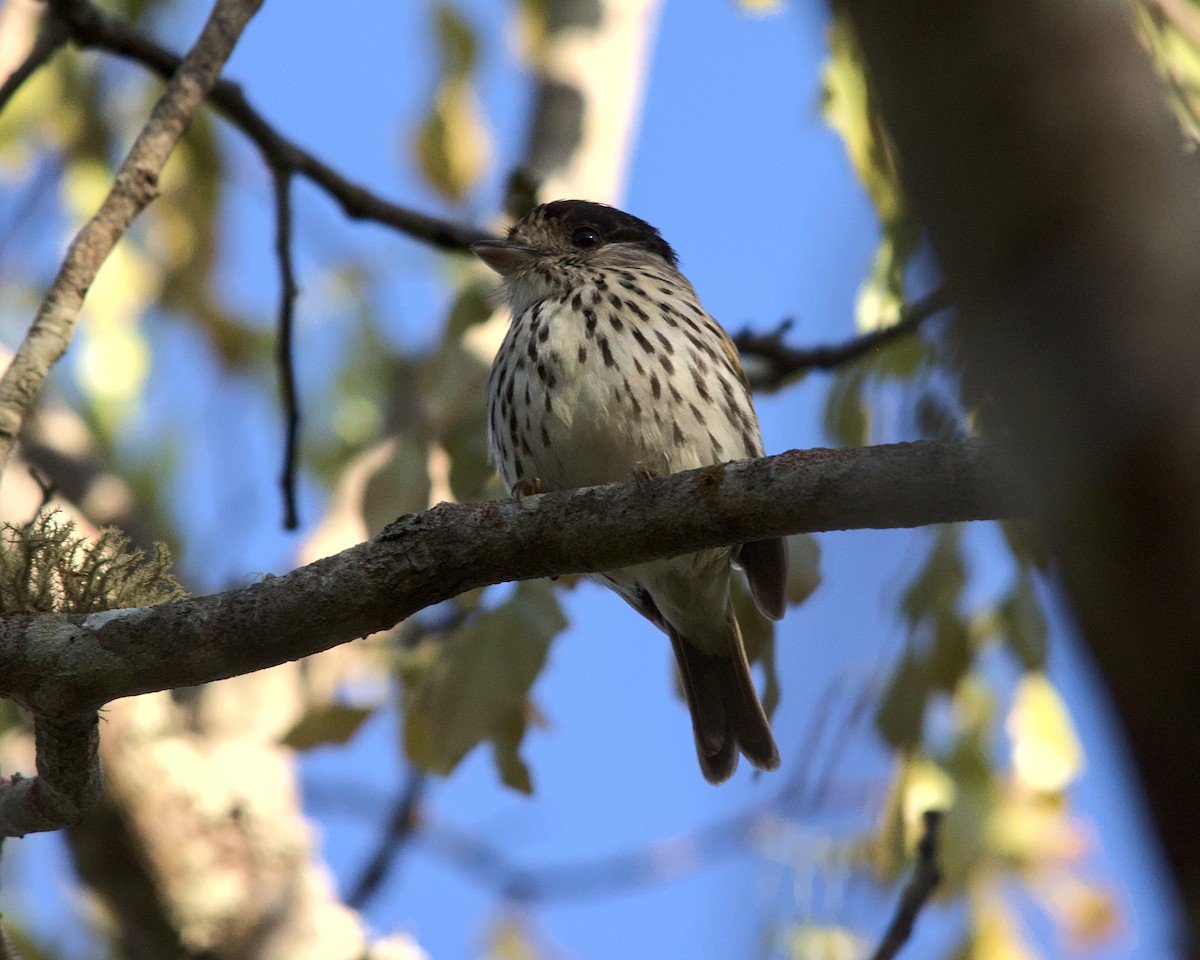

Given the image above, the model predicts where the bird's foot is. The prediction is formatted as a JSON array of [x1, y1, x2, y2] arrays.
[[512, 477, 545, 499]]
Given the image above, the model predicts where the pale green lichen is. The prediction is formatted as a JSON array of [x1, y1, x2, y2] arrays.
[[0, 511, 186, 614]]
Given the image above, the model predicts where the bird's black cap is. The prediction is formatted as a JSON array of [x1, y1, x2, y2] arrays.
[[519, 200, 679, 268]]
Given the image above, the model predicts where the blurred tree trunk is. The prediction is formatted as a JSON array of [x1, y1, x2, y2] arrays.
[[836, 0, 1200, 951]]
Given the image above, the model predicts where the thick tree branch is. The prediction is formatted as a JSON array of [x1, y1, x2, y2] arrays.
[[42, 0, 494, 251], [0, 0, 264, 473], [837, 0, 1200, 945], [0, 439, 1011, 836]]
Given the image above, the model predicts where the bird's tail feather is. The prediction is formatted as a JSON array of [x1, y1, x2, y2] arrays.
[[668, 610, 780, 784]]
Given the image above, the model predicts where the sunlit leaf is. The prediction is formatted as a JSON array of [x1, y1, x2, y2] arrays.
[[1007, 673, 1084, 794], [787, 923, 864, 960]]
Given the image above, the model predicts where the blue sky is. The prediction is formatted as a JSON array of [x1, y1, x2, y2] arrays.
[[0, 0, 1183, 957]]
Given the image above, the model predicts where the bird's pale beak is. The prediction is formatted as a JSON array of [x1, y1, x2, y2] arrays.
[[471, 239, 539, 277]]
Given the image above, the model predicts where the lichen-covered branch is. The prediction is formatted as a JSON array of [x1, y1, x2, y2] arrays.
[[0, 438, 1012, 836], [0, 0, 264, 473]]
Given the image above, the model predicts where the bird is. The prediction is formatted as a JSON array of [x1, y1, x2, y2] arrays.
[[473, 199, 787, 784]]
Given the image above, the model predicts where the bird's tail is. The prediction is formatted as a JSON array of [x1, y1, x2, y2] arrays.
[[668, 610, 780, 784]]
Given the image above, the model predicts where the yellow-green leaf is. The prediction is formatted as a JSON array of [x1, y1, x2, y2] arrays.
[[282, 704, 374, 751], [403, 581, 567, 782], [1007, 673, 1084, 794]]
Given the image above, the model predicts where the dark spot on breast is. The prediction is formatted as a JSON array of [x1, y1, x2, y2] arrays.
[[669, 381, 683, 403], [609, 313, 625, 332], [689, 402, 705, 425], [584, 307, 597, 337], [659, 353, 674, 375], [672, 421, 686, 446], [541, 423, 550, 446], [571, 291, 583, 310], [578, 345, 588, 363], [651, 373, 661, 399], [654, 330, 674, 354], [599, 335, 615, 367], [608, 292, 623, 309], [632, 328, 655, 354], [626, 300, 649, 322], [633, 355, 644, 376], [537, 362, 548, 383], [690, 365, 711, 402], [708, 431, 724, 457]]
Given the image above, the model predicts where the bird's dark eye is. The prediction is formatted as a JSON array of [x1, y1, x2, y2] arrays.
[[570, 226, 603, 249]]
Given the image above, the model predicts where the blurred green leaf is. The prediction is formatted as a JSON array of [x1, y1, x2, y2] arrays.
[[875, 651, 929, 751], [491, 702, 536, 794], [363, 434, 434, 534], [822, 363, 870, 446], [403, 581, 567, 783], [412, 3, 489, 200], [282, 704, 374, 750], [997, 570, 1048, 671], [927, 613, 972, 692], [901, 525, 966, 624]]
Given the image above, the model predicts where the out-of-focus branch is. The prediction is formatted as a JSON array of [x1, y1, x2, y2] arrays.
[[40, 0, 494, 251], [734, 288, 951, 391], [0, 8, 69, 114], [869, 810, 942, 960], [0, 439, 1013, 835], [837, 0, 1200, 945], [0, 0, 265, 475], [271, 165, 301, 530]]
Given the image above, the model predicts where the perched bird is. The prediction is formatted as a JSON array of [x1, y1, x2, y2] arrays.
[[473, 200, 787, 784]]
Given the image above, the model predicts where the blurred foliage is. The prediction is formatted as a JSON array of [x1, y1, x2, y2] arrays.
[[412, 1, 491, 201], [1139, 0, 1200, 142], [398, 581, 567, 792]]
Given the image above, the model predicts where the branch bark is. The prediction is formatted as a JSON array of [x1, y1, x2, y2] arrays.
[[836, 0, 1200, 947], [0, 438, 1011, 836], [0, 0, 264, 472]]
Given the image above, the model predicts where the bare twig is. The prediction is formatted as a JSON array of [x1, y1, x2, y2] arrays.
[[271, 165, 301, 530], [869, 809, 943, 960], [735, 288, 951, 391], [0, 439, 1013, 836], [0, 10, 69, 115], [321, 677, 869, 904], [0, 0, 265, 474], [43, 0, 495, 251]]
